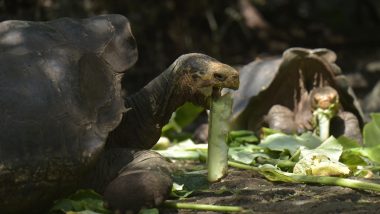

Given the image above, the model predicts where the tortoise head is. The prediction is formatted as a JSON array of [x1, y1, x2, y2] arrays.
[[310, 86, 340, 110], [173, 53, 239, 108]]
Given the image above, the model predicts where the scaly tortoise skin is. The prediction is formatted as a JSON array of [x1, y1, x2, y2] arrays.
[[0, 14, 239, 213], [231, 48, 364, 142]]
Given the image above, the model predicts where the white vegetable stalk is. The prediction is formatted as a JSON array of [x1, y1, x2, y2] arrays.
[[207, 90, 233, 182], [313, 106, 336, 141]]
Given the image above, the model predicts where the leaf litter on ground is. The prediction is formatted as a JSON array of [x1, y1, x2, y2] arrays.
[[51, 113, 380, 213], [157, 113, 380, 192]]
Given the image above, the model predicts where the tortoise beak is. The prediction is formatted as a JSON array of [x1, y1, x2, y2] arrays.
[[211, 63, 240, 90], [224, 72, 239, 90]]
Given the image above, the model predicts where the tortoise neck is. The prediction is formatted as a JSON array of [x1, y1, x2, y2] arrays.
[[131, 65, 185, 128], [107, 64, 186, 149]]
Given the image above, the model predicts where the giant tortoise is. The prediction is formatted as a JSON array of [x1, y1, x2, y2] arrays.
[[231, 48, 364, 142], [0, 14, 239, 213]]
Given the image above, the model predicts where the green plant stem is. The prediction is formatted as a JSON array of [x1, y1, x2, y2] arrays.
[[229, 161, 380, 192], [289, 174, 380, 192], [163, 201, 242, 212], [317, 112, 330, 141], [228, 161, 259, 170], [275, 160, 296, 169]]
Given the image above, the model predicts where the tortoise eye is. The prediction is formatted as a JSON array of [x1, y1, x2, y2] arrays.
[[311, 96, 319, 107], [213, 73, 226, 81], [192, 73, 201, 79]]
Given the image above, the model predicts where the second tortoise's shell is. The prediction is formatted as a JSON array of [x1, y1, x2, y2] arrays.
[[231, 48, 364, 131]]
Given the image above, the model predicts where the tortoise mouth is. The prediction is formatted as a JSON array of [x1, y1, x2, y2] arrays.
[[200, 87, 224, 109], [220, 74, 240, 90], [195, 76, 239, 109], [212, 87, 223, 99]]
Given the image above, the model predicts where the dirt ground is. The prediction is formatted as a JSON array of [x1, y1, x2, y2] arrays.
[[160, 161, 380, 214]]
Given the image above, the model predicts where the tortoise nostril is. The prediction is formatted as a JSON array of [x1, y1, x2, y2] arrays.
[[213, 73, 226, 81]]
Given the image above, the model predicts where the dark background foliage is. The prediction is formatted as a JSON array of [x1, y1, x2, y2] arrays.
[[1, 0, 380, 101]]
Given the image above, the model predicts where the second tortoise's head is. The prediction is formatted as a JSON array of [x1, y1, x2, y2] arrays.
[[310, 86, 340, 110], [172, 53, 239, 108]]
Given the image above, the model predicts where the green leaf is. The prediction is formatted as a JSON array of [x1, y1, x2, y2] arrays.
[[155, 139, 207, 160], [50, 199, 76, 212], [157, 150, 200, 160], [345, 113, 380, 164], [337, 136, 367, 168], [340, 149, 369, 167], [260, 133, 305, 155], [228, 149, 255, 164], [49, 190, 111, 214], [173, 102, 204, 128], [171, 182, 195, 198], [260, 132, 322, 157], [357, 146, 380, 164], [363, 113, 380, 147], [294, 132, 323, 149], [139, 208, 159, 214], [162, 102, 204, 135], [260, 127, 282, 138], [311, 136, 343, 162], [228, 148, 270, 165], [228, 130, 259, 147], [336, 136, 361, 149]]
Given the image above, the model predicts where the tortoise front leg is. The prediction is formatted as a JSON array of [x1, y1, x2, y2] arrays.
[[331, 111, 362, 144], [103, 150, 173, 213], [89, 149, 173, 213], [264, 105, 298, 134]]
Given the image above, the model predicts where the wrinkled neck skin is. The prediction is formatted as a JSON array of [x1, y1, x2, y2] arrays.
[[107, 63, 187, 149]]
